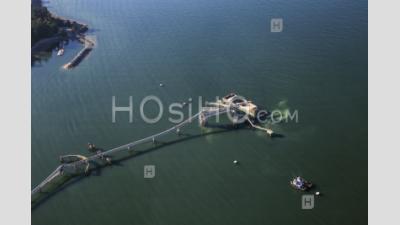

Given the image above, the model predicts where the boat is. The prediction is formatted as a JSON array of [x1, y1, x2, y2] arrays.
[[290, 176, 313, 191], [57, 48, 64, 56]]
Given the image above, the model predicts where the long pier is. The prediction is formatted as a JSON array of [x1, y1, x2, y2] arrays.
[[32, 109, 216, 201], [32, 100, 274, 205]]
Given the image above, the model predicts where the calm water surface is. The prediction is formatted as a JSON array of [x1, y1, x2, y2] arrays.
[[32, 0, 367, 224]]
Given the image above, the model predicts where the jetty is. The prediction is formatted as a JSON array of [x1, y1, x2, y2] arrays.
[[31, 94, 274, 205], [63, 35, 94, 69]]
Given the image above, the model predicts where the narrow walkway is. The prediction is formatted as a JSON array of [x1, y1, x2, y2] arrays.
[[246, 118, 274, 136], [32, 109, 211, 198], [63, 36, 94, 69], [32, 103, 273, 203]]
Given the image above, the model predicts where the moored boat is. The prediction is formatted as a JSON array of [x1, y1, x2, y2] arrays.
[[290, 176, 313, 191], [57, 48, 64, 56]]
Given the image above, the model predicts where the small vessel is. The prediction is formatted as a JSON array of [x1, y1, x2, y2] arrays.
[[290, 176, 313, 191], [57, 48, 64, 56], [87, 142, 96, 152]]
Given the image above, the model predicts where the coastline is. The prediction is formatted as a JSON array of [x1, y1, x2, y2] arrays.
[[31, 0, 94, 68]]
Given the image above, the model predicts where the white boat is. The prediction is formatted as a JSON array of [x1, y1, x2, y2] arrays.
[[57, 48, 64, 56], [290, 176, 313, 191]]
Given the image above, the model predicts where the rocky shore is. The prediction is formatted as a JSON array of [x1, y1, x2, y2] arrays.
[[31, 0, 89, 56]]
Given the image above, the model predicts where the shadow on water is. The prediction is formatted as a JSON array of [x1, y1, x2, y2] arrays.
[[86, 28, 101, 34], [271, 133, 285, 138], [31, 175, 85, 211], [31, 39, 73, 67], [31, 50, 54, 67], [32, 124, 283, 210]]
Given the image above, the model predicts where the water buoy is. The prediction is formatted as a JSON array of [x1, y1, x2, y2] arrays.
[[233, 160, 239, 164], [159, 83, 164, 87]]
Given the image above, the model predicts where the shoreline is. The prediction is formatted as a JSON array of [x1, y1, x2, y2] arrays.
[[31, 13, 88, 53], [31, 0, 94, 68]]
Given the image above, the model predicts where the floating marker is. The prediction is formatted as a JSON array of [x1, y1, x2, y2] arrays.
[[233, 160, 239, 164]]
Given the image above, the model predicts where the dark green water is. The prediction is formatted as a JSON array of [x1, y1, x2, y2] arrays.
[[32, 0, 367, 224]]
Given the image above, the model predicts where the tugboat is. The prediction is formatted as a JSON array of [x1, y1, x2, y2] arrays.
[[290, 176, 313, 191]]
